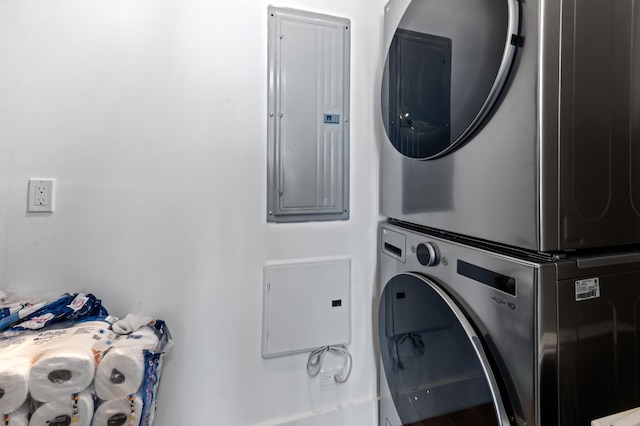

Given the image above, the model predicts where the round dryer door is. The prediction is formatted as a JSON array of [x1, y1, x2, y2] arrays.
[[381, 0, 520, 159], [379, 273, 511, 425]]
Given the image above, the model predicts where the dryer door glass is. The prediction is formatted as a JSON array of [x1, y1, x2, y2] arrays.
[[379, 273, 509, 425], [381, 0, 520, 160]]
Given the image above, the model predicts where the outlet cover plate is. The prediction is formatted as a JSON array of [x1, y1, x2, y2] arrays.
[[319, 368, 341, 386], [28, 179, 55, 213]]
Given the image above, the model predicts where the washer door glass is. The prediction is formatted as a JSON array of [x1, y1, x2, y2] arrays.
[[382, 0, 520, 159], [379, 273, 509, 425]]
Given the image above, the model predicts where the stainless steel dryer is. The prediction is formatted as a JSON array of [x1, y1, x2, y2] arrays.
[[378, 222, 640, 425], [380, 0, 640, 251]]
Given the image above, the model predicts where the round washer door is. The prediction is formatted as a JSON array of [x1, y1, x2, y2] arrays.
[[379, 273, 511, 425], [381, 0, 520, 160]]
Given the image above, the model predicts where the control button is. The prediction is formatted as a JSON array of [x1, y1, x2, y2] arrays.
[[416, 242, 439, 266]]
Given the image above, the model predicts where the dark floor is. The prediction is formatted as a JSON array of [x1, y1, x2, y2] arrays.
[[406, 403, 498, 426]]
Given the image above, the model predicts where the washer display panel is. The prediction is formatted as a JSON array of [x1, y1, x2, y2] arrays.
[[381, 0, 519, 159], [379, 273, 509, 425]]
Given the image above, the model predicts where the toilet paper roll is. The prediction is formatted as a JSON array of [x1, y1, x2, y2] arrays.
[[0, 360, 30, 414], [94, 326, 159, 401], [29, 390, 94, 426], [5, 400, 29, 426], [94, 348, 144, 401], [29, 348, 96, 402], [91, 394, 143, 426]]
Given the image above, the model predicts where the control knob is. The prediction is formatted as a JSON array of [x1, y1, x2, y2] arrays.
[[416, 242, 439, 266]]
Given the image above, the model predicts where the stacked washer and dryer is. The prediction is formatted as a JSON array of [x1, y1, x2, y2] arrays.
[[377, 0, 640, 425]]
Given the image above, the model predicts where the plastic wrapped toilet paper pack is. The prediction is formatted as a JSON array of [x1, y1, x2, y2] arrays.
[[0, 304, 172, 426], [92, 394, 143, 426], [0, 360, 30, 414], [94, 325, 160, 401], [29, 390, 94, 426]]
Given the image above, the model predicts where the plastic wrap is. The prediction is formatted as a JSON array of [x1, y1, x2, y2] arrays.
[[3, 293, 108, 332], [0, 294, 172, 426]]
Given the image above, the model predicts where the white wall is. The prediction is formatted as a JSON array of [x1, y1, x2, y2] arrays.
[[0, 0, 384, 425]]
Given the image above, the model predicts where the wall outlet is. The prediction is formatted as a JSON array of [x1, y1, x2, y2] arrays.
[[319, 368, 340, 386], [28, 179, 55, 213]]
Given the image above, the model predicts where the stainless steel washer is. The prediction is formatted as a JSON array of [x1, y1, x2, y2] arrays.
[[380, 0, 640, 251], [378, 222, 640, 425]]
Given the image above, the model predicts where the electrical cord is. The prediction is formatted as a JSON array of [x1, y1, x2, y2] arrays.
[[306, 344, 353, 383]]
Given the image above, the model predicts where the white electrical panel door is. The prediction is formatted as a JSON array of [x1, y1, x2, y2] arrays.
[[267, 7, 350, 223], [262, 257, 351, 358]]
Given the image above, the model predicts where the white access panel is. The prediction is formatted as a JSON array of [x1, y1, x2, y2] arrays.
[[267, 6, 350, 223], [261, 257, 351, 358]]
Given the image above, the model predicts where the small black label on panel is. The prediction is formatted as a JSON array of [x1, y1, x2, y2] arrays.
[[332, 299, 342, 307], [396, 292, 406, 299], [324, 114, 340, 124]]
